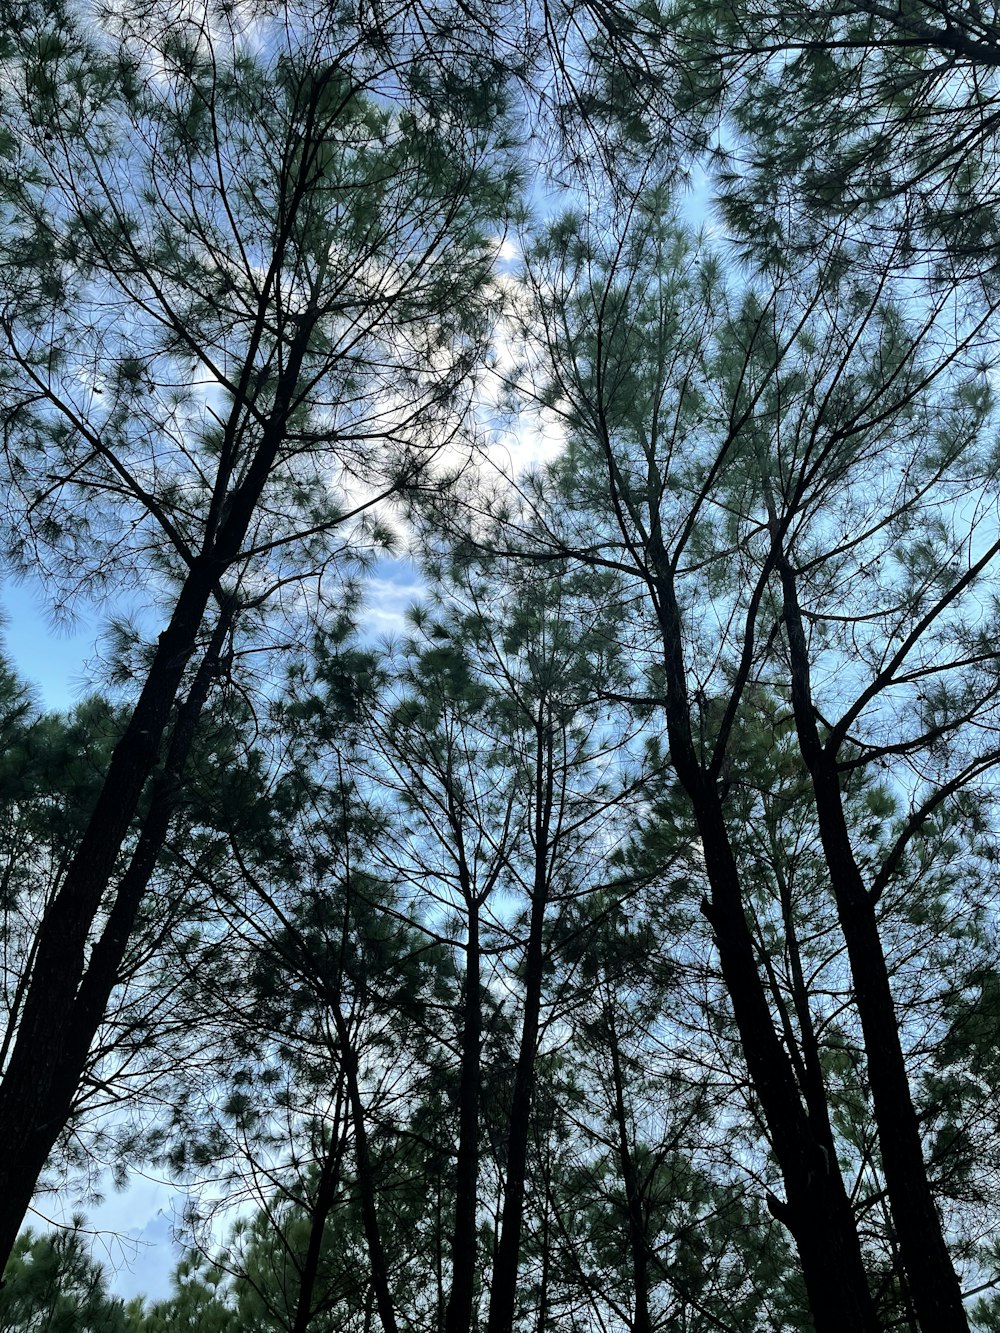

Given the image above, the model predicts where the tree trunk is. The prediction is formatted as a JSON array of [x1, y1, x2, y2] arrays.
[[820, 787, 967, 1332], [0, 313, 318, 1267], [605, 998, 652, 1333], [534, 1155, 552, 1333], [0, 589, 229, 1264], [696, 793, 879, 1333], [290, 1099, 348, 1333], [486, 716, 553, 1333], [780, 559, 970, 1333], [445, 902, 482, 1333], [332, 1004, 400, 1333], [651, 569, 879, 1333], [484, 896, 545, 1333]]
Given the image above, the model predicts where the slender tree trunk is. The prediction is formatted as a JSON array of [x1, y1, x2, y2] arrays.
[[332, 1004, 400, 1333], [605, 999, 651, 1333], [445, 902, 482, 1333], [696, 794, 879, 1333], [650, 569, 879, 1333], [780, 559, 970, 1333], [827, 834, 966, 1332], [290, 1098, 348, 1333], [331, 798, 399, 1333], [486, 717, 553, 1333], [0, 314, 318, 1267], [777, 852, 836, 1136], [485, 887, 546, 1333], [62, 602, 235, 1053], [0, 595, 230, 1264], [534, 1155, 552, 1333]]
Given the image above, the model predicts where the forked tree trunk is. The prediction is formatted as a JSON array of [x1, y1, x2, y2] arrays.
[[485, 881, 547, 1333], [0, 574, 225, 1265], [695, 793, 880, 1333], [652, 570, 880, 1333], [486, 715, 553, 1333]]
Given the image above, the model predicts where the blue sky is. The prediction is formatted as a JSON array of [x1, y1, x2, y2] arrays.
[[0, 577, 100, 710], [72, 1178, 184, 1304], [0, 553, 431, 711]]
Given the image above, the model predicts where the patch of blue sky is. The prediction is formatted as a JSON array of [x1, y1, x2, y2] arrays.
[[359, 555, 428, 640], [25, 1173, 188, 1305], [0, 577, 101, 711], [0, 570, 165, 712], [0, 549, 438, 716], [85, 1180, 186, 1304]]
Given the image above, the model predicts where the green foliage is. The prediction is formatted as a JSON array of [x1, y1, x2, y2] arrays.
[[0, 0, 519, 631], [665, 0, 1000, 275], [0, 1228, 130, 1333], [127, 1252, 237, 1333], [6, 1, 1000, 1329]]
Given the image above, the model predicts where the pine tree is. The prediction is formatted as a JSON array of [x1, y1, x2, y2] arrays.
[[500, 185, 1000, 1331], [0, 0, 516, 1263], [0, 1226, 132, 1333], [669, 0, 1000, 276]]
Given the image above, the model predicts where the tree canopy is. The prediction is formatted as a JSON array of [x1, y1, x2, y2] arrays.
[[2, 1, 1000, 1331]]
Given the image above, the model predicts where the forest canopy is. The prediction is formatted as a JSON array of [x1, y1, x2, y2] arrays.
[[1, 0, 1000, 1330]]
